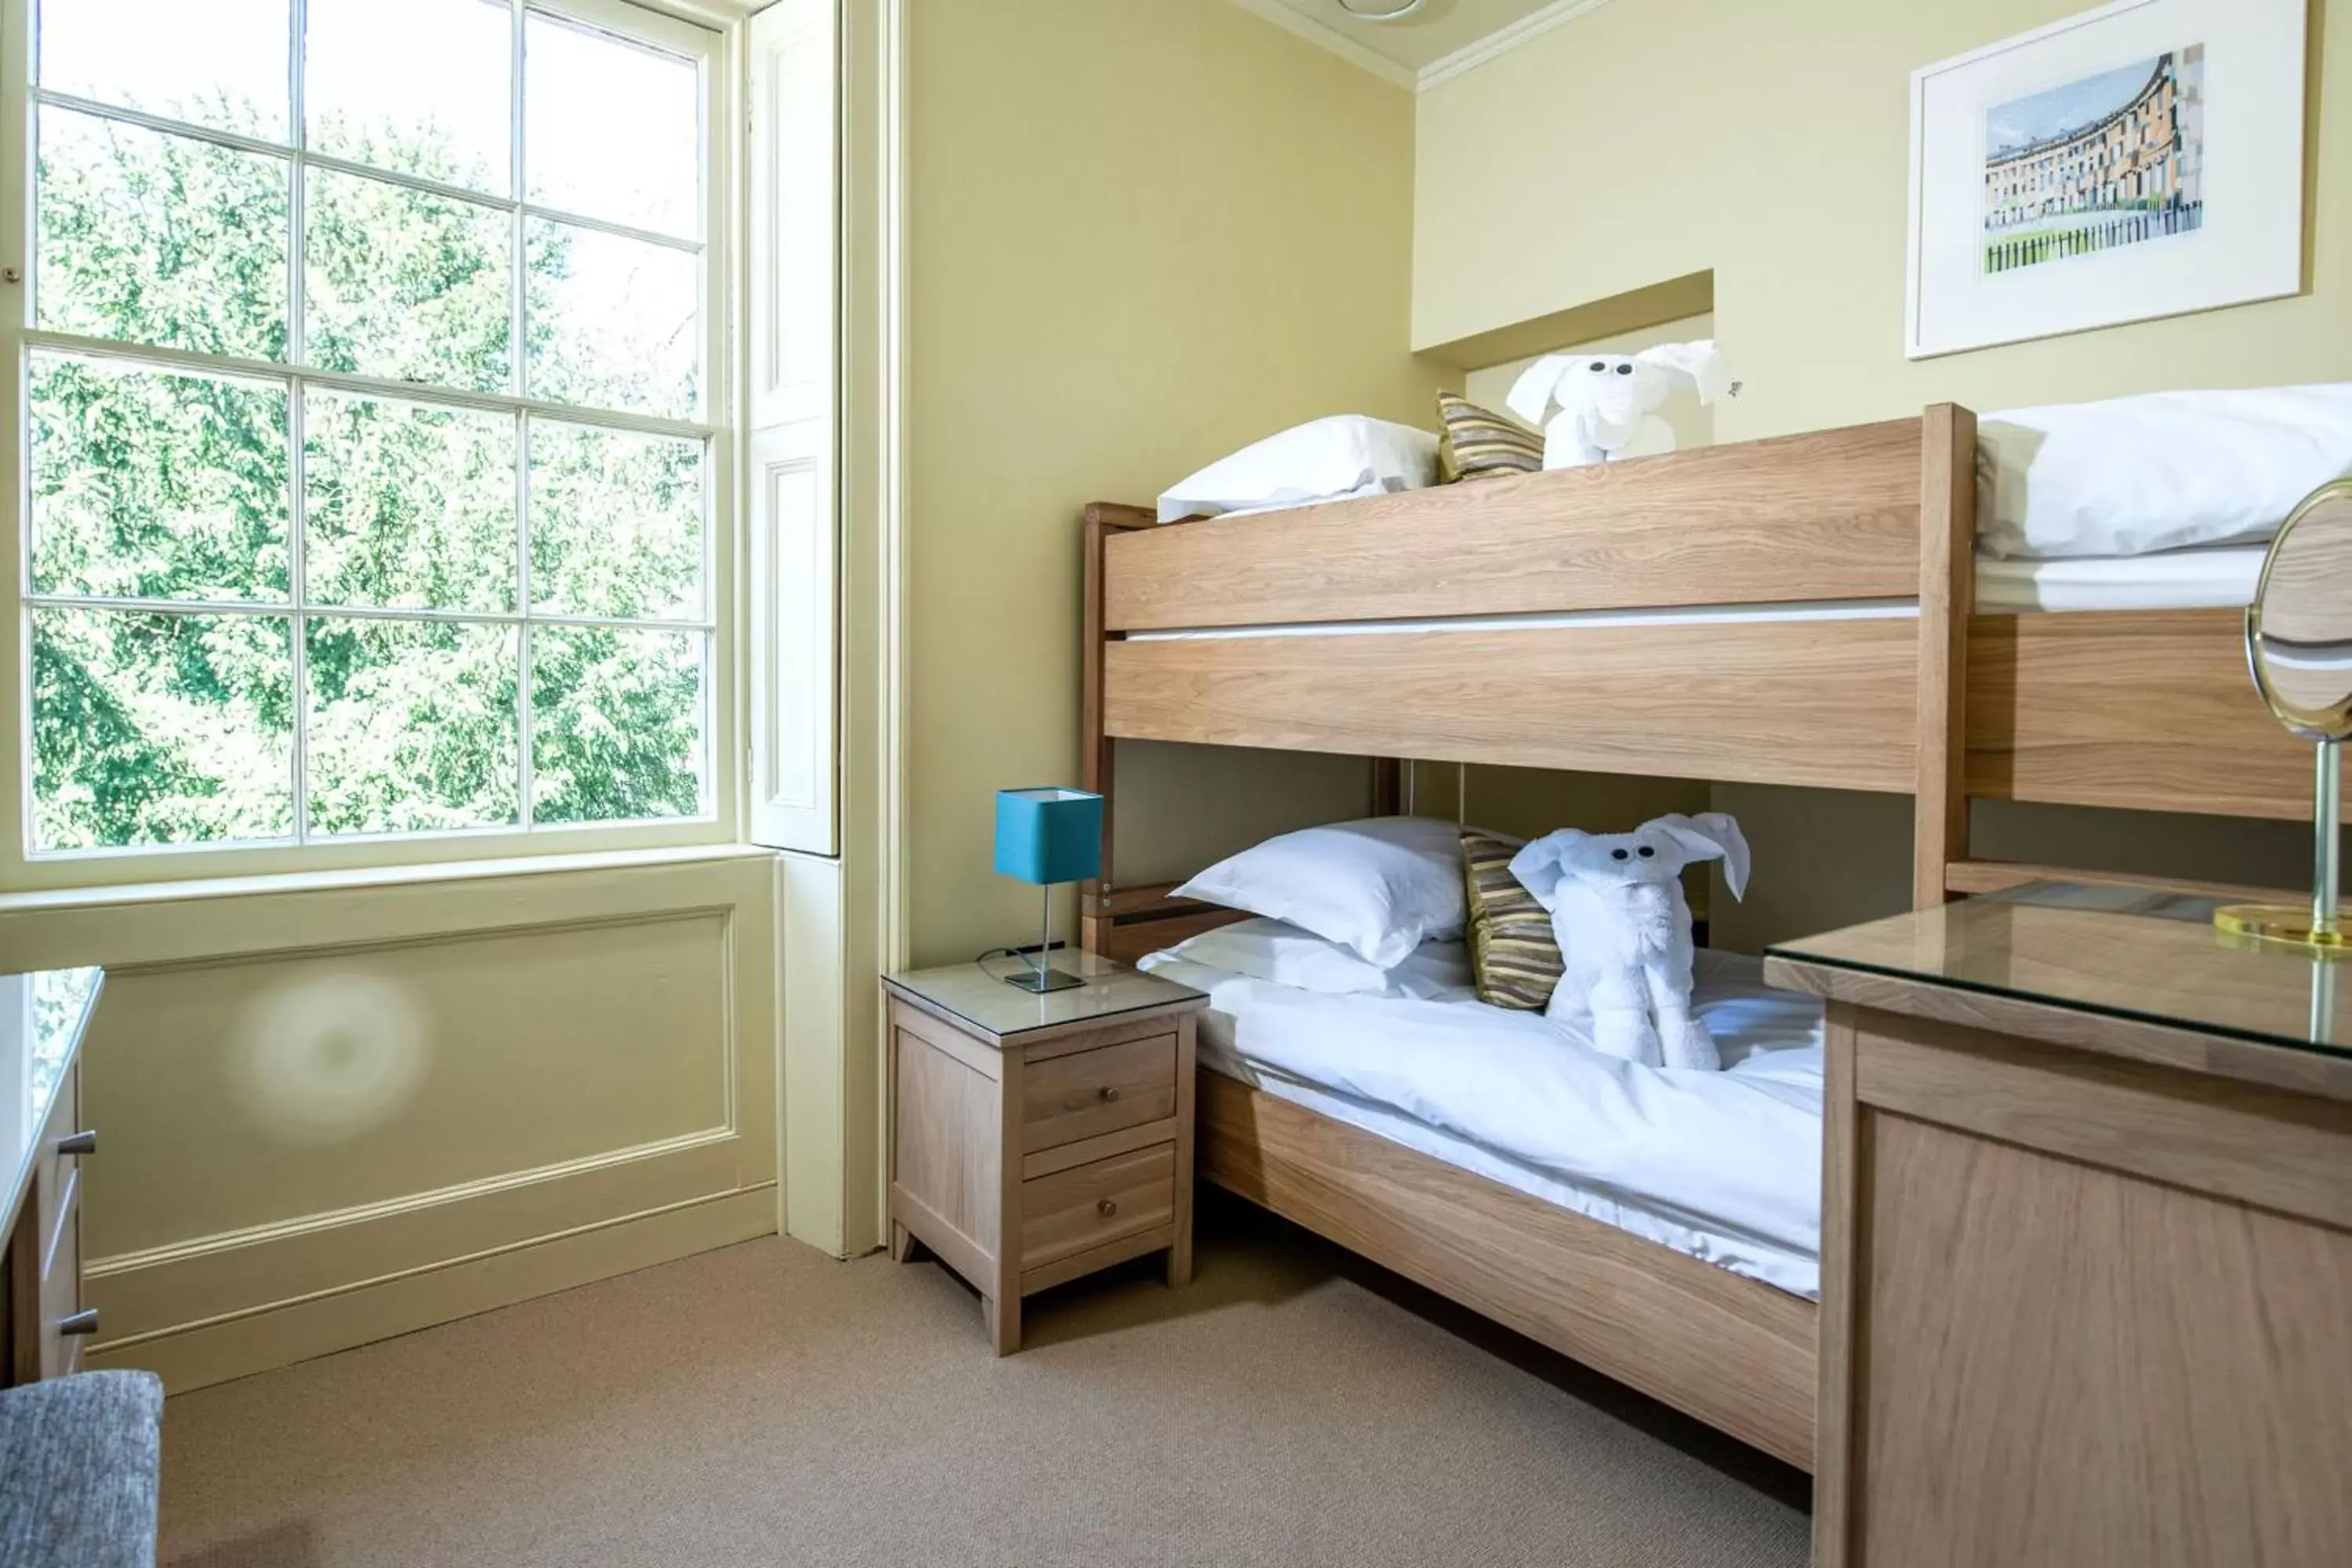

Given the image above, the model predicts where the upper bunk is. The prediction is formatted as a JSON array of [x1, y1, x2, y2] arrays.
[[1094, 409, 1965, 800], [1083, 402, 2337, 920]]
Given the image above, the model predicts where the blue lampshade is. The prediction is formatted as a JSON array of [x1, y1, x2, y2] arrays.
[[994, 788, 1103, 886]]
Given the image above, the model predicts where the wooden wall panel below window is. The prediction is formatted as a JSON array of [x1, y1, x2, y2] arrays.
[[1105, 615, 1920, 792]]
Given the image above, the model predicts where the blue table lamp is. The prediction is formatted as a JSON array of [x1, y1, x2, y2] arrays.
[[993, 787, 1104, 993]]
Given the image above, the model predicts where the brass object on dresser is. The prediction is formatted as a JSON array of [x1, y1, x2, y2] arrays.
[[2, 968, 104, 1387], [2215, 479, 2352, 952], [882, 955, 1205, 1355], [1768, 895, 2352, 1568]]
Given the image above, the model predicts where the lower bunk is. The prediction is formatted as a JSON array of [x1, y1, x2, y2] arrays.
[[1148, 944, 1822, 1471], [1198, 1074, 1817, 1468]]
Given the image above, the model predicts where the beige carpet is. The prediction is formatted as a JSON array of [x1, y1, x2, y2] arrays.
[[158, 1196, 1809, 1566]]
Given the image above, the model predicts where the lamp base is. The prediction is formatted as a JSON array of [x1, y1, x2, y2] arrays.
[[1000, 962, 1087, 993], [2213, 904, 2352, 956]]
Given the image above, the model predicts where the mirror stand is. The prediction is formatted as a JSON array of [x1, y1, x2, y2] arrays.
[[2212, 481, 2352, 956], [2215, 739, 2349, 954]]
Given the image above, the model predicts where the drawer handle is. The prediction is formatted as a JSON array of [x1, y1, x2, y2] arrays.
[[1096, 1199, 1117, 1218], [59, 1310, 99, 1338], [1097, 1085, 1120, 1103], [56, 1129, 97, 1157]]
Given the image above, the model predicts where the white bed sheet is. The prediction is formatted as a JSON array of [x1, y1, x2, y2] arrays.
[[1973, 544, 2264, 613], [1139, 947, 1825, 1298]]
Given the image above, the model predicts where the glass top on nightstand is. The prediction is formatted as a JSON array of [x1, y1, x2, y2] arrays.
[[883, 951, 1206, 1044], [1766, 883, 2352, 1059]]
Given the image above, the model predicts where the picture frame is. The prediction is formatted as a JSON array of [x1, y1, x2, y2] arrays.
[[1906, 0, 2307, 359]]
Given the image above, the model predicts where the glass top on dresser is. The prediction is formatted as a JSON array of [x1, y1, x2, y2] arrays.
[[2, 967, 103, 1216], [1766, 884, 2352, 1058], [884, 952, 1204, 1044]]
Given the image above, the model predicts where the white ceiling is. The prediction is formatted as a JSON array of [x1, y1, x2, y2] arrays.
[[1237, 0, 1590, 84]]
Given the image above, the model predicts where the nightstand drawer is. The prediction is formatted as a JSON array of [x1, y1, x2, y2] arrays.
[[1019, 1143, 1174, 1271], [1021, 1034, 1176, 1152]]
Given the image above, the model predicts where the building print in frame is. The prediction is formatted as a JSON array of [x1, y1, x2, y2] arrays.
[[1982, 45, 2204, 274]]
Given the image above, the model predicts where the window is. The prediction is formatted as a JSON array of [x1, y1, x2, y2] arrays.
[[6, 0, 727, 869]]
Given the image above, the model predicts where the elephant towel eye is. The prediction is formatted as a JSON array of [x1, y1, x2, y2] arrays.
[[1636, 845, 1655, 858], [1588, 361, 1606, 372], [1610, 848, 1630, 861], [1615, 363, 1634, 376]]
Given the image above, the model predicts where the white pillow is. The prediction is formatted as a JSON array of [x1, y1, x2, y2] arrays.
[[1157, 416, 1438, 524], [1977, 383, 2352, 559], [1171, 817, 1466, 969], [1147, 917, 1471, 1000]]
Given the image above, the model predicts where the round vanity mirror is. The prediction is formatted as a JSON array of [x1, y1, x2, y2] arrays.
[[2217, 479, 2352, 954], [2248, 480, 2352, 740]]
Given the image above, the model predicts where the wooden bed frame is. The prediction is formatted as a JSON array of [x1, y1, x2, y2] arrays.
[[1074, 405, 2321, 1472]]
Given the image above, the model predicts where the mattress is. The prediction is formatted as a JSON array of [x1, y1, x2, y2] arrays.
[[1138, 946, 1826, 1298], [1973, 543, 2265, 613]]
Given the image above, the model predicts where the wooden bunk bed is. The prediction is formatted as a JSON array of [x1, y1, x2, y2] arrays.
[[1073, 404, 2321, 1471]]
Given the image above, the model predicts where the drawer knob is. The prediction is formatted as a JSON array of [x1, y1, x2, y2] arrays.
[[1098, 1085, 1120, 1102], [1096, 1199, 1117, 1218], [59, 1310, 99, 1338], [56, 1129, 97, 1156]]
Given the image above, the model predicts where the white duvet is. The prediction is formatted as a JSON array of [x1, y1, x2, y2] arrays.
[[1142, 947, 1825, 1295]]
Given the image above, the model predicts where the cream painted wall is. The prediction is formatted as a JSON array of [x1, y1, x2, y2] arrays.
[[1417, 0, 2351, 950], [1414, 0, 2349, 415], [904, 0, 1447, 966]]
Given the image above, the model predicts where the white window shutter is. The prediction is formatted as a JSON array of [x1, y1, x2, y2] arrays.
[[747, 0, 840, 854]]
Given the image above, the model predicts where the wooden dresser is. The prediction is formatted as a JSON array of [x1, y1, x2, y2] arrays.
[[882, 956, 1206, 1355], [1, 967, 103, 1387], [1766, 894, 2352, 1568]]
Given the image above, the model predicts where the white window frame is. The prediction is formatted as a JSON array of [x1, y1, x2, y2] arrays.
[[0, 0, 739, 892]]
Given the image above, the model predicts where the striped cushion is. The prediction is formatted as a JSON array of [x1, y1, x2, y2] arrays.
[[1436, 392, 1544, 483], [1461, 828, 1563, 1011]]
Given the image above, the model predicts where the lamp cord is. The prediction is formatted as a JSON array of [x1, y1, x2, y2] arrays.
[[973, 945, 1046, 982]]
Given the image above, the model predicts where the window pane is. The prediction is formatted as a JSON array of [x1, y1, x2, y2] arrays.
[[306, 618, 520, 835], [39, 0, 289, 140], [524, 13, 697, 238], [529, 626, 705, 825], [36, 108, 289, 361], [31, 354, 290, 603], [528, 423, 702, 620], [524, 220, 695, 419], [307, 0, 511, 196], [305, 391, 517, 613], [31, 608, 294, 851], [306, 168, 513, 394]]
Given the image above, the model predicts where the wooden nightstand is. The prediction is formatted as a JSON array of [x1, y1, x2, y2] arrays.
[[882, 953, 1207, 1355]]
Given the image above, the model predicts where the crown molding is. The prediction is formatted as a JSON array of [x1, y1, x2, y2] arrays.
[[1416, 0, 1618, 90], [1225, 0, 1421, 90], [1225, 0, 1620, 95]]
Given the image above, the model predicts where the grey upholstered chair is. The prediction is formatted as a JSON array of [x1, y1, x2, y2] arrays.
[[0, 1371, 165, 1568]]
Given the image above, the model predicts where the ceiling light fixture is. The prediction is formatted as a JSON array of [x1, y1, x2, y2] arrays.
[[1338, 0, 1426, 20]]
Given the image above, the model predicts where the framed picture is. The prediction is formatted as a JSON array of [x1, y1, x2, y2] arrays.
[[1906, 0, 2307, 358]]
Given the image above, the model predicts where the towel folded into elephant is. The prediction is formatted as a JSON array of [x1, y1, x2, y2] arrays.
[[1504, 339, 1736, 469], [1508, 814, 1750, 1072]]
